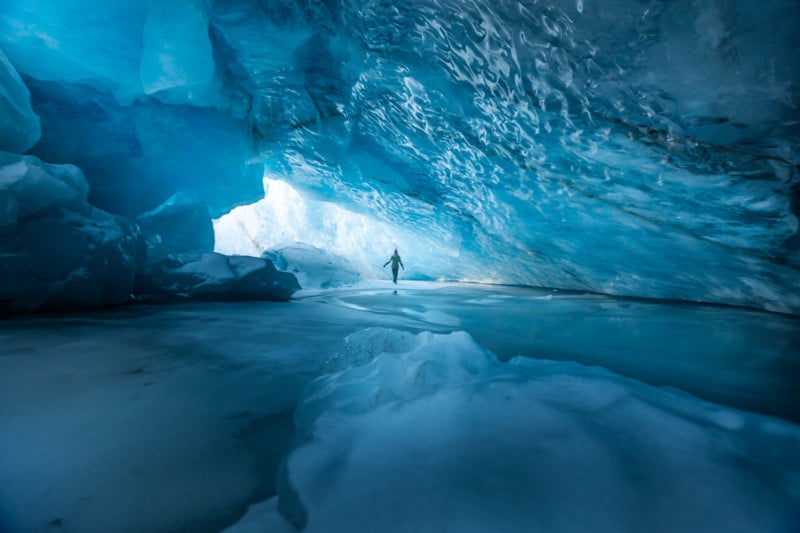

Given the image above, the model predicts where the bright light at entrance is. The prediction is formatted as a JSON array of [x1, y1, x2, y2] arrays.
[[213, 176, 458, 280]]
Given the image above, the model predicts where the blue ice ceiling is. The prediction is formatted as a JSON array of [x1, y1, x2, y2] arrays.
[[1, 0, 799, 312]]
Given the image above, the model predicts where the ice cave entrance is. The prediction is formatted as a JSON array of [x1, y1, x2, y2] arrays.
[[213, 174, 460, 284]]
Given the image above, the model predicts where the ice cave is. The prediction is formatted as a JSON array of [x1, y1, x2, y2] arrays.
[[1, 0, 799, 531]]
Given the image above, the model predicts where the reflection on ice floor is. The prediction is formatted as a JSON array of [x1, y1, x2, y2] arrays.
[[1, 281, 798, 532], [257, 328, 800, 533], [309, 281, 800, 422]]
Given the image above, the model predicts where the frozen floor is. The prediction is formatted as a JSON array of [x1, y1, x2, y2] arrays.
[[311, 282, 800, 421], [1, 281, 798, 532]]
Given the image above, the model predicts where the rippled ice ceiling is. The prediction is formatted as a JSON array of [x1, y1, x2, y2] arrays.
[[1, 0, 799, 312]]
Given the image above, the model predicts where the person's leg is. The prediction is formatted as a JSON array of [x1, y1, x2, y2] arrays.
[[392, 267, 398, 283]]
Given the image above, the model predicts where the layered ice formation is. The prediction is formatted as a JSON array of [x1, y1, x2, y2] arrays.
[[0, 0, 798, 311], [0, 154, 298, 310], [4, 3, 798, 530], [262, 243, 362, 290], [0, 153, 143, 312], [0, 49, 39, 153], [135, 251, 299, 302], [137, 191, 215, 258]]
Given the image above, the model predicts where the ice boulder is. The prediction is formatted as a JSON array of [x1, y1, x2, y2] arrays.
[[263, 329, 800, 532], [0, 152, 144, 313], [264, 243, 361, 290], [136, 191, 215, 261], [136, 252, 300, 302], [0, 48, 40, 153]]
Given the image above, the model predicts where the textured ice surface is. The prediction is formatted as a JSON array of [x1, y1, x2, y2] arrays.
[[0, 48, 39, 153], [137, 190, 214, 258], [210, 0, 799, 312], [0, 152, 143, 312], [2, 286, 799, 532], [324, 283, 800, 421], [0, 154, 296, 309], [1, 0, 799, 311], [139, 0, 215, 98], [0, 2, 147, 102], [0, 290, 443, 532], [263, 243, 361, 290], [23, 76, 261, 216], [214, 177, 460, 283], [135, 252, 300, 302], [268, 328, 800, 532]]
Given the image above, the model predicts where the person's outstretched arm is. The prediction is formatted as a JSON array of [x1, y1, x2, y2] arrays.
[[399, 258, 405, 270], [383, 260, 390, 267]]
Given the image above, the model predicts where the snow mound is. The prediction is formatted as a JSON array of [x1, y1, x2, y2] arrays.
[[264, 243, 361, 290], [250, 329, 800, 532], [0, 152, 143, 312], [322, 327, 420, 373]]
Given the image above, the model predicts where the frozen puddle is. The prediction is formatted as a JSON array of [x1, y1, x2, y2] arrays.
[[1, 283, 799, 532]]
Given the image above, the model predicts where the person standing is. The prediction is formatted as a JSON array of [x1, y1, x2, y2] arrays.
[[383, 249, 405, 284]]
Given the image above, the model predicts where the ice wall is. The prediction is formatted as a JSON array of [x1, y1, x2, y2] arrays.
[[0, 0, 261, 217], [1, 0, 798, 311], [0, 49, 39, 153], [0, 153, 144, 312]]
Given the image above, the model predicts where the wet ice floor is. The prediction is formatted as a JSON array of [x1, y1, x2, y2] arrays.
[[1, 281, 798, 532], [314, 282, 800, 422]]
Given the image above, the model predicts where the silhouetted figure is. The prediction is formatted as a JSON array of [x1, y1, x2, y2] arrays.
[[383, 249, 405, 284]]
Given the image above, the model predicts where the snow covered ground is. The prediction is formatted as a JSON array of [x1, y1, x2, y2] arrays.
[[1, 281, 798, 532]]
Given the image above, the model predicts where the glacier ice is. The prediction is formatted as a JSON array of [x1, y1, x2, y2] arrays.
[[0, 150, 297, 310], [0, 0, 217, 106], [214, 177, 463, 283], [0, 1, 147, 102], [0, 152, 143, 312], [24, 76, 261, 217], [263, 243, 362, 290], [131, 192, 305, 301], [2, 285, 799, 531], [1, 0, 798, 311], [137, 191, 215, 258], [269, 328, 800, 532], [0, 48, 39, 153], [3, 2, 797, 528], [139, 0, 215, 98], [324, 284, 800, 421], [135, 252, 299, 302]]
